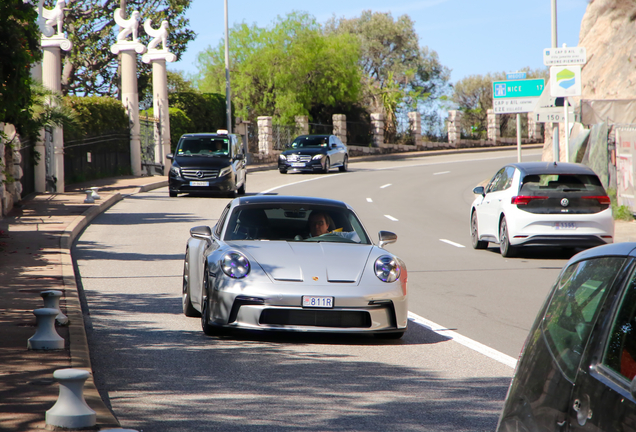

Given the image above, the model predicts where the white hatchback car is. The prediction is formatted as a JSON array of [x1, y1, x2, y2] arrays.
[[470, 162, 614, 257]]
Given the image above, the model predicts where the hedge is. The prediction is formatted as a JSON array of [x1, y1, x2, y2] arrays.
[[63, 96, 129, 140]]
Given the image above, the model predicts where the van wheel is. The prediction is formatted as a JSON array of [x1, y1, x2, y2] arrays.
[[169, 190, 178, 197]]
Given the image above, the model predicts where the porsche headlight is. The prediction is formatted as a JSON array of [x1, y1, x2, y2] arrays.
[[279, 154, 287, 160], [169, 165, 181, 177], [221, 252, 250, 278], [374, 256, 400, 283], [312, 154, 324, 160], [219, 166, 232, 177]]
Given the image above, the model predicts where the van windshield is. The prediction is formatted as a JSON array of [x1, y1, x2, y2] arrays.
[[177, 137, 229, 157]]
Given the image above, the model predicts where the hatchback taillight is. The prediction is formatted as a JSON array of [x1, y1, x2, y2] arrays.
[[582, 195, 611, 205], [511, 196, 548, 205]]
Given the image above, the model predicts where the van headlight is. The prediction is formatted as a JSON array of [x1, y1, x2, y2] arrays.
[[221, 252, 250, 278], [169, 165, 181, 177], [219, 166, 232, 177], [374, 256, 400, 283], [279, 154, 287, 160]]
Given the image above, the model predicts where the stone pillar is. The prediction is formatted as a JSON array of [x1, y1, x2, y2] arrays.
[[447, 110, 463, 148], [527, 112, 542, 141], [332, 114, 347, 144], [257, 116, 273, 155], [487, 109, 500, 144], [40, 35, 72, 192], [111, 8, 146, 177], [408, 112, 422, 147], [295, 116, 309, 136], [142, 37, 176, 174], [371, 113, 384, 147]]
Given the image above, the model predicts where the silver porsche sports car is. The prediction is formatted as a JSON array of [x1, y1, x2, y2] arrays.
[[182, 195, 408, 338]]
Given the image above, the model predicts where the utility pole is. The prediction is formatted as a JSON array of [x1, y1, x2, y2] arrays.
[[551, 0, 559, 162], [224, 0, 232, 133]]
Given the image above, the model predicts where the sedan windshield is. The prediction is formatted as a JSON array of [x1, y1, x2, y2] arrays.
[[290, 136, 330, 148], [223, 204, 370, 244], [176, 137, 229, 156]]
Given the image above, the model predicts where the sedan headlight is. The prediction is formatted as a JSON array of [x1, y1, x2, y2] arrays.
[[312, 154, 324, 160], [374, 256, 400, 283], [221, 252, 250, 278], [169, 165, 181, 177], [279, 154, 287, 160], [219, 166, 232, 177]]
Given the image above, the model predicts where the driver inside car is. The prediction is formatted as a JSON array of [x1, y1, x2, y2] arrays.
[[306, 211, 360, 242]]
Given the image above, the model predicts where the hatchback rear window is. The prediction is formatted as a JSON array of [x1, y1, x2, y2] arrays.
[[520, 174, 604, 194]]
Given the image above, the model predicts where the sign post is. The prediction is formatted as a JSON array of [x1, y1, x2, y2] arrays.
[[492, 78, 545, 162]]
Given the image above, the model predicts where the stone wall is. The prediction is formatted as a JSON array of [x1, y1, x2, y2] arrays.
[[0, 124, 24, 218]]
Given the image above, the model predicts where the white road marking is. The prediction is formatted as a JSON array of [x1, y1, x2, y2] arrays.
[[366, 198, 373, 202], [433, 171, 451, 175], [380, 183, 392, 189], [440, 239, 465, 248], [384, 215, 398, 221], [408, 312, 517, 368]]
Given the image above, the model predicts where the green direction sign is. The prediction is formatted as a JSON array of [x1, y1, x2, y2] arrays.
[[493, 79, 545, 99]]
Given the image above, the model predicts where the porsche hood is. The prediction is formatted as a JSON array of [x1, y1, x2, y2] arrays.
[[226, 241, 375, 284]]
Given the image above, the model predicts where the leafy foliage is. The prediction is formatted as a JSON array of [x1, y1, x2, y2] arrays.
[[61, 0, 195, 98], [0, 1, 42, 135], [63, 96, 128, 140], [196, 12, 362, 125], [608, 188, 635, 221], [325, 10, 450, 139], [141, 106, 195, 152], [168, 92, 229, 132]]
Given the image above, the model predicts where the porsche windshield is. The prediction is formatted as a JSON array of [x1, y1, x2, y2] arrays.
[[223, 205, 371, 244], [176, 137, 229, 157], [290, 136, 330, 149]]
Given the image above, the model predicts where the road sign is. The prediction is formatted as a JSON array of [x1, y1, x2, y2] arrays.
[[543, 46, 586, 66], [506, 72, 526, 80], [493, 79, 545, 99], [550, 66, 582, 97], [534, 108, 575, 123], [493, 97, 540, 114]]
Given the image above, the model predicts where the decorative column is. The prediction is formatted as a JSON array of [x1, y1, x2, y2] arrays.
[[142, 19, 176, 175], [111, 8, 146, 177], [527, 112, 542, 141], [447, 110, 463, 148], [38, 0, 72, 192], [371, 113, 384, 147], [332, 114, 347, 144], [487, 109, 500, 144], [257, 116, 273, 155], [408, 111, 422, 147], [295, 116, 309, 136]]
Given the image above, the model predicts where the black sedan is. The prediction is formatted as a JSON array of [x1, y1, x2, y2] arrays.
[[278, 134, 348, 174], [497, 242, 636, 431]]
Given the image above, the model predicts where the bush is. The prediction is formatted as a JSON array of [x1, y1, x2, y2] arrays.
[[168, 92, 231, 133], [608, 188, 635, 221], [141, 107, 195, 152], [63, 96, 129, 140]]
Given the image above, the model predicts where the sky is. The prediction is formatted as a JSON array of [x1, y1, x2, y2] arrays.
[[170, 0, 590, 85]]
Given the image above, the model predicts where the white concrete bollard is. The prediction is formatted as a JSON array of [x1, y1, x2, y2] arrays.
[[27, 308, 64, 350], [40, 289, 68, 325], [84, 190, 95, 203], [46, 369, 97, 429], [90, 187, 101, 200]]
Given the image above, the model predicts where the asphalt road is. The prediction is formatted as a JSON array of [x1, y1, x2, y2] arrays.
[[73, 148, 567, 431]]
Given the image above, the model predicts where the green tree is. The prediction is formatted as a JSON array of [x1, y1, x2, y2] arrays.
[[196, 12, 361, 124], [61, 0, 195, 97], [0, 0, 42, 135], [452, 67, 548, 138], [325, 10, 450, 139]]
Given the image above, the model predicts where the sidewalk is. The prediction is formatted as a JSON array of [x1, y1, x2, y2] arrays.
[[2, 146, 634, 431]]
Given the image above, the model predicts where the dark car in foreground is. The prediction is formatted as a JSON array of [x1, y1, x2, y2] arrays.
[[278, 134, 348, 174], [497, 242, 636, 431], [167, 131, 247, 197]]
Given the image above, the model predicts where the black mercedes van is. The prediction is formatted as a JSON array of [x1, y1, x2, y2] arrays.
[[167, 131, 246, 197]]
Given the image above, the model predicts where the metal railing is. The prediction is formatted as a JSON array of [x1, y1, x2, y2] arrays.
[[64, 130, 131, 184]]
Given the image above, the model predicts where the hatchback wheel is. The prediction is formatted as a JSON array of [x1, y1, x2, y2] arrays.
[[471, 212, 488, 249], [499, 217, 516, 257]]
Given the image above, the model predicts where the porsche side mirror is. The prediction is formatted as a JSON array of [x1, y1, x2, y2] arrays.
[[166, 153, 174, 160], [190, 226, 212, 242], [378, 231, 397, 248], [472, 186, 485, 196]]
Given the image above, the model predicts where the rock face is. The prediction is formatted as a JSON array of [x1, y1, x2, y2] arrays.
[[580, 0, 636, 99]]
